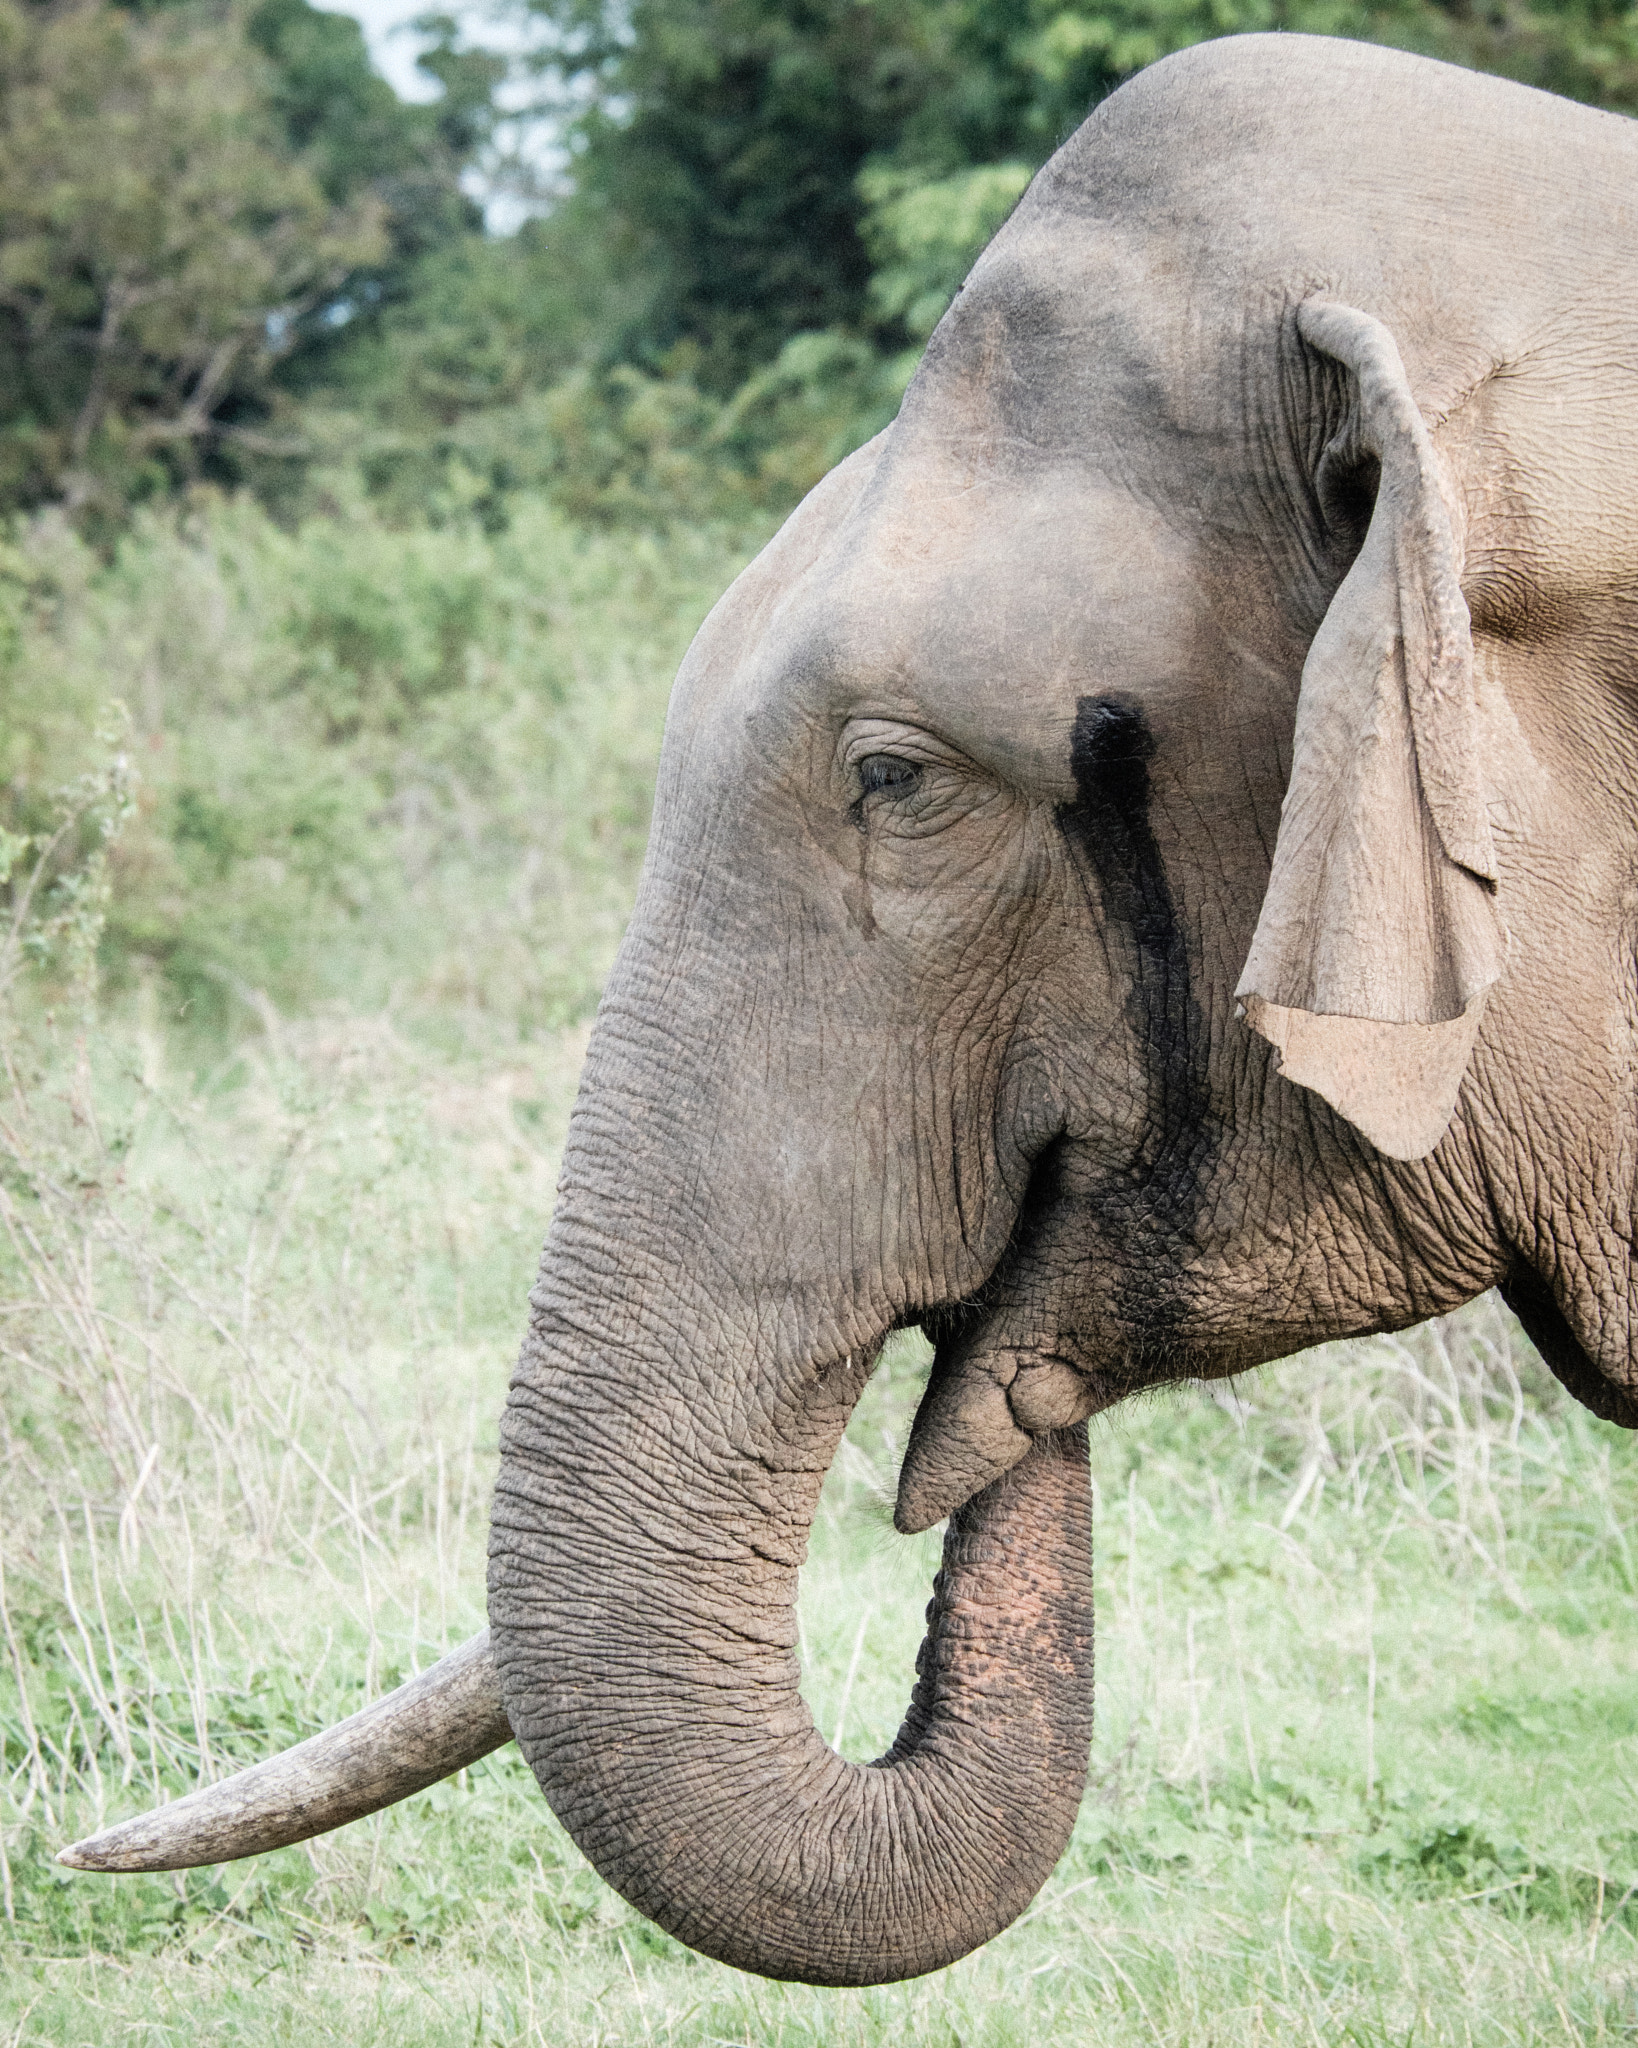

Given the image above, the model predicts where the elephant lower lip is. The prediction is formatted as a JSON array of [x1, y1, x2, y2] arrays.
[[895, 1341, 1105, 1533]]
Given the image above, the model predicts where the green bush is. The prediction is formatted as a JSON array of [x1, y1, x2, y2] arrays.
[[0, 491, 760, 1046]]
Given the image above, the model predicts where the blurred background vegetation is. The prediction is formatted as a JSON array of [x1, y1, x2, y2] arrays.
[[9, 1, 1638, 2040], [6, 0, 1638, 1028], [6, 0, 1638, 534]]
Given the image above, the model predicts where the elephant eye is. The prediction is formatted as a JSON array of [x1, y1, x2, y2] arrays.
[[858, 754, 922, 798]]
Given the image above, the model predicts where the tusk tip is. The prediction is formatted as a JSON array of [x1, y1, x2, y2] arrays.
[[51, 1630, 510, 1880], [57, 1837, 128, 1872], [55, 1810, 202, 1873], [55, 1815, 192, 1871]]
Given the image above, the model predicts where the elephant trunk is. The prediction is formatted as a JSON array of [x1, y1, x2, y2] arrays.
[[488, 1280, 1094, 1986]]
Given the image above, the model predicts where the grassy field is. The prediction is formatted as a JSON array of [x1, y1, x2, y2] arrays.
[[5, 497, 1638, 2044]]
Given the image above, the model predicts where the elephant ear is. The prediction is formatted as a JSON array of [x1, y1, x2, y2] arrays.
[[1235, 300, 1506, 1162]]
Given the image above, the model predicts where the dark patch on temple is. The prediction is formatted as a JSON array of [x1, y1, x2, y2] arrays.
[[1057, 694, 1214, 1319]]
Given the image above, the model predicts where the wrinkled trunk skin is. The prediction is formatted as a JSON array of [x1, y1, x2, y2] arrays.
[[482, 380, 1101, 1982], [489, 1257, 1092, 1985]]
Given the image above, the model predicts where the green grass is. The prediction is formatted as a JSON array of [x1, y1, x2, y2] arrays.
[[5, 495, 1638, 2043], [7, 1027, 1638, 2046]]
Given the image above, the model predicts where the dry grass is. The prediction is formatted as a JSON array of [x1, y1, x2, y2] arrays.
[[3, 501, 1638, 2043], [5, 996, 1638, 2044]]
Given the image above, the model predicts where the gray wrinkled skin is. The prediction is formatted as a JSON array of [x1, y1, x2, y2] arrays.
[[488, 35, 1638, 1986]]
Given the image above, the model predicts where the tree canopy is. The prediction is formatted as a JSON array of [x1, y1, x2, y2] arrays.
[[0, 0, 489, 516], [3, 0, 1638, 524]]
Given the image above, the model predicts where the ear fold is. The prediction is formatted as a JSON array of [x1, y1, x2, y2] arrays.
[[1235, 301, 1506, 1161]]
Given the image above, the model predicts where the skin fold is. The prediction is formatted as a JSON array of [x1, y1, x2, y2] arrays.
[[61, 32, 1638, 1987]]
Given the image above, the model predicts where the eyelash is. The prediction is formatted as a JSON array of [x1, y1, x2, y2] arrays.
[[857, 755, 923, 798]]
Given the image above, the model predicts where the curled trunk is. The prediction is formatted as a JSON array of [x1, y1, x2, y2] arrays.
[[489, 1322, 1093, 1987]]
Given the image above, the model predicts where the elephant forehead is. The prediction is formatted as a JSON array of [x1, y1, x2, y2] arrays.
[[735, 475, 1224, 793]]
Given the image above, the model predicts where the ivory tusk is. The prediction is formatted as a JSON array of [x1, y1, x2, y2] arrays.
[[57, 1628, 512, 1873]]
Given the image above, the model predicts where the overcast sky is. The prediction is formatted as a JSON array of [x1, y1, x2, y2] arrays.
[[312, 0, 448, 100], [314, 0, 560, 227]]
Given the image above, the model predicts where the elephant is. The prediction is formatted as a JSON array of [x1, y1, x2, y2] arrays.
[[60, 29, 1638, 1989]]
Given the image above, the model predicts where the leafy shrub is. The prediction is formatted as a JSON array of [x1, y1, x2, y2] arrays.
[[860, 161, 1035, 338], [0, 491, 757, 1043]]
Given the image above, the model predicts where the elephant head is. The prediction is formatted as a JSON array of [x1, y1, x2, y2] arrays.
[[62, 33, 1638, 1984]]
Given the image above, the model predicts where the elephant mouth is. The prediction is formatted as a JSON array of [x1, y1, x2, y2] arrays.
[[897, 1333, 1116, 1532]]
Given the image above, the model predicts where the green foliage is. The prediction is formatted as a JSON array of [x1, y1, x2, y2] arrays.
[[0, 717, 135, 1018], [307, 313, 916, 531], [972, 0, 1638, 139], [860, 159, 1035, 338], [522, 0, 947, 390], [0, 0, 386, 517], [246, 0, 472, 219], [719, 328, 918, 491], [317, 210, 627, 430], [11, 0, 1638, 534], [0, 491, 756, 1044], [0, 0, 505, 521], [487, 0, 1638, 486]]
